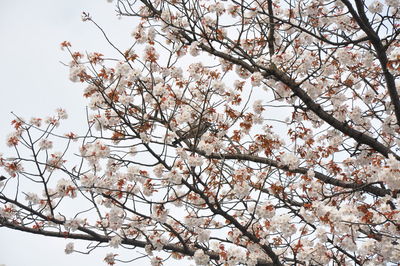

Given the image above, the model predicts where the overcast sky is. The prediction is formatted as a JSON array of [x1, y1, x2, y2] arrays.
[[0, 1, 149, 265]]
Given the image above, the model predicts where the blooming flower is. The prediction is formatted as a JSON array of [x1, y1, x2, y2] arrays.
[[64, 218, 84, 232], [65, 242, 74, 254], [39, 139, 53, 150], [56, 108, 68, 119], [30, 117, 42, 127], [368, 1, 384, 13], [6, 132, 20, 147], [143, 45, 159, 62], [235, 65, 251, 79], [196, 229, 211, 243], [385, 0, 400, 7], [187, 155, 204, 167], [108, 206, 124, 230], [47, 152, 65, 169], [233, 181, 250, 199], [250, 72, 263, 87], [56, 178, 77, 198], [189, 41, 201, 56], [150, 257, 163, 266], [80, 140, 110, 166], [280, 153, 299, 170], [25, 193, 40, 205], [166, 168, 183, 184], [104, 253, 116, 265], [194, 249, 209, 265], [252, 100, 264, 114], [69, 64, 86, 82], [109, 235, 123, 248]]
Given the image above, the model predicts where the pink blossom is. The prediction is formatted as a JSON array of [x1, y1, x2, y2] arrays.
[[104, 253, 116, 265], [193, 249, 209, 265], [39, 139, 53, 150], [64, 243, 74, 254]]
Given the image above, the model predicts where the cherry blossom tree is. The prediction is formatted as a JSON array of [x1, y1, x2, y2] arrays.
[[1, 0, 400, 265]]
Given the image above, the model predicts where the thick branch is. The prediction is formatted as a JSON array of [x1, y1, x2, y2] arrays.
[[341, 0, 400, 127], [174, 27, 399, 161], [0, 219, 274, 265], [194, 151, 390, 197], [269, 64, 399, 160], [181, 179, 281, 265], [0, 196, 274, 265]]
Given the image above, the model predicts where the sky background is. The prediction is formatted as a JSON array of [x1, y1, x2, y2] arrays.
[[0, 1, 151, 265]]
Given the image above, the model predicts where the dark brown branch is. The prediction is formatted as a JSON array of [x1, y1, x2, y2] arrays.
[[181, 178, 281, 266], [194, 151, 390, 197], [341, 0, 400, 128], [0, 215, 274, 266], [269, 64, 399, 161], [170, 25, 399, 161]]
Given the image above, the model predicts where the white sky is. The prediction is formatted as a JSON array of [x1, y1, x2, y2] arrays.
[[0, 1, 154, 265]]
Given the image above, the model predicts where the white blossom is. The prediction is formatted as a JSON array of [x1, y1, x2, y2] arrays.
[[368, 1, 384, 12], [280, 153, 299, 170], [109, 235, 123, 248], [233, 181, 250, 199], [104, 253, 116, 265], [64, 218, 84, 232], [196, 229, 211, 243], [252, 100, 264, 114], [39, 139, 53, 150], [56, 108, 68, 119], [250, 72, 263, 87], [189, 41, 201, 56], [69, 64, 86, 82], [64, 242, 74, 254], [194, 249, 209, 265]]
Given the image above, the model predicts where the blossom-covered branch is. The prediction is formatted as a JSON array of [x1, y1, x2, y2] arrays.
[[1, 0, 400, 265]]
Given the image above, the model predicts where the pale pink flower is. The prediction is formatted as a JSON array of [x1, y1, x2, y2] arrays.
[[39, 139, 53, 150], [143, 45, 159, 62], [253, 100, 264, 114], [385, 0, 399, 7], [6, 132, 20, 147], [196, 229, 211, 243], [109, 235, 123, 248], [235, 65, 251, 79], [30, 117, 42, 127], [108, 206, 124, 230], [56, 178, 76, 198], [250, 72, 263, 87], [150, 256, 163, 266], [69, 64, 86, 82], [25, 192, 40, 205], [187, 155, 203, 167], [64, 242, 74, 254], [44, 116, 60, 127], [64, 218, 84, 232], [368, 1, 384, 12], [47, 152, 65, 169], [132, 23, 147, 43], [280, 153, 299, 170], [189, 41, 201, 56], [212, 80, 226, 94], [170, 66, 183, 79], [104, 253, 116, 265], [233, 181, 250, 199], [194, 249, 209, 265], [166, 168, 183, 184]]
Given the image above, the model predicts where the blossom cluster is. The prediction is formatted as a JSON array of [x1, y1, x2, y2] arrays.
[[1, 0, 400, 265]]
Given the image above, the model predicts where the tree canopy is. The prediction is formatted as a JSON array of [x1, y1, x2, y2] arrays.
[[1, 0, 400, 265]]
